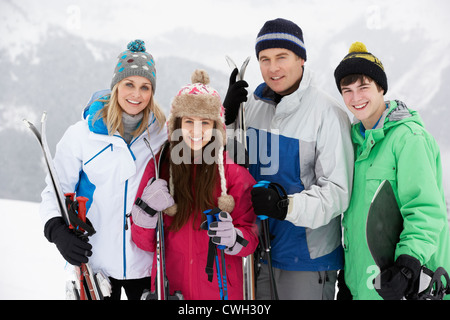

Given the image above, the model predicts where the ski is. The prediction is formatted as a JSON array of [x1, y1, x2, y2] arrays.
[[224, 56, 255, 300], [23, 112, 110, 300], [23, 113, 71, 226], [142, 140, 183, 300], [225, 55, 250, 150]]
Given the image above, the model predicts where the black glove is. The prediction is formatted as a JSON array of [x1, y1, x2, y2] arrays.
[[223, 68, 248, 125], [374, 254, 421, 300], [44, 217, 92, 266], [251, 185, 289, 220]]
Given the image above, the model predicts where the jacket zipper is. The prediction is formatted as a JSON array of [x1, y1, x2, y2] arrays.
[[123, 180, 129, 279], [121, 118, 158, 279]]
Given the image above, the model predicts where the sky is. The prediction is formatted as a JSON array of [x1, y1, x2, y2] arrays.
[[7, 0, 447, 39], [2, 0, 450, 87]]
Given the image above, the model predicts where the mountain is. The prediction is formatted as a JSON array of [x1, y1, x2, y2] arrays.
[[1, 3, 449, 208], [0, 27, 228, 202]]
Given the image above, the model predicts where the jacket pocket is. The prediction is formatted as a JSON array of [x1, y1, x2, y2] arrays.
[[365, 165, 397, 181], [364, 165, 397, 205]]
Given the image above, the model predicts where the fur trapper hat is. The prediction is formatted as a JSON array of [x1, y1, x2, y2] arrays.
[[165, 70, 235, 215], [167, 69, 227, 147]]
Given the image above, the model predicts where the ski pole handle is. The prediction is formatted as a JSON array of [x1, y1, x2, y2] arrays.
[[253, 180, 271, 220], [213, 212, 226, 250], [204, 208, 226, 250], [65, 193, 90, 233], [65, 192, 76, 230], [76, 196, 89, 229]]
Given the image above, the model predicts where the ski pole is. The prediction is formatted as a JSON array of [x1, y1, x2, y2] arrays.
[[213, 211, 229, 301], [24, 113, 101, 300], [225, 56, 255, 300], [253, 181, 279, 300], [144, 138, 168, 300], [65, 193, 87, 300], [204, 208, 228, 300], [65, 193, 99, 299]]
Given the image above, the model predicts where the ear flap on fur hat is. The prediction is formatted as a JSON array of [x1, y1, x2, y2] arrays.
[[216, 147, 235, 213]]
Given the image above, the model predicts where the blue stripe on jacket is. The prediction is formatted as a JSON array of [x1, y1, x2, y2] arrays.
[[248, 127, 343, 271]]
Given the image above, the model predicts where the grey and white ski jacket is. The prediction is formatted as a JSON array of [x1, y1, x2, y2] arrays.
[[242, 68, 354, 271], [39, 91, 167, 280]]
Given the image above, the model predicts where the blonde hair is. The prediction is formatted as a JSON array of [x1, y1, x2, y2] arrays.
[[97, 80, 166, 137]]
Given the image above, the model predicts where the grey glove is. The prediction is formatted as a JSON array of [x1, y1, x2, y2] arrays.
[[131, 179, 174, 229]]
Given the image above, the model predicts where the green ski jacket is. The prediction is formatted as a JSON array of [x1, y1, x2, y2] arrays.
[[343, 100, 450, 300]]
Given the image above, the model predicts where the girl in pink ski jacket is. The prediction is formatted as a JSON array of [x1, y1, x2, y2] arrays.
[[130, 70, 258, 300]]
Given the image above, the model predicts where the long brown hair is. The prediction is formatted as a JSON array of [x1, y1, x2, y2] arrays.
[[168, 117, 221, 231]]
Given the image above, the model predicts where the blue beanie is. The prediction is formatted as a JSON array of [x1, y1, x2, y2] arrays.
[[255, 18, 307, 61]]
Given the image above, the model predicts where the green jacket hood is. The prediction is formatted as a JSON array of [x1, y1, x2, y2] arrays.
[[351, 100, 424, 148]]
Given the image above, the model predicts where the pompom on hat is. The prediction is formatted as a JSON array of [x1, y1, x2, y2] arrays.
[[111, 39, 156, 92], [165, 70, 235, 215], [334, 41, 388, 94]]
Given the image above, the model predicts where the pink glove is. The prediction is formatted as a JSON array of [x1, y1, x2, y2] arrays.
[[131, 179, 174, 229], [207, 211, 245, 255], [140, 179, 174, 211]]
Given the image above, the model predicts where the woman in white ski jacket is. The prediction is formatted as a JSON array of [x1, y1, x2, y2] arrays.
[[39, 40, 167, 299]]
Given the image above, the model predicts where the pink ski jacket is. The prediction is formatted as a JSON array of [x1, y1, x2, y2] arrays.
[[131, 147, 258, 300]]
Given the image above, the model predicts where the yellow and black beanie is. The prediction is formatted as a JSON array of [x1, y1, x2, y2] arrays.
[[334, 42, 387, 94]]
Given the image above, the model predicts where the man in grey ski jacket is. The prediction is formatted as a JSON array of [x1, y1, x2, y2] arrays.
[[223, 18, 354, 299]]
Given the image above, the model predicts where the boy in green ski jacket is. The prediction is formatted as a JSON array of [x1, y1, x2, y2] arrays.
[[334, 41, 450, 300]]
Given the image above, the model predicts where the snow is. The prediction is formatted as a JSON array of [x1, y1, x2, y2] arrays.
[[0, 199, 67, 299]]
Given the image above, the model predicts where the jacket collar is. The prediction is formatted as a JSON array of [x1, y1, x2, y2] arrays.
[[254, 67, 313, 116], [352, 100, 421, 160]]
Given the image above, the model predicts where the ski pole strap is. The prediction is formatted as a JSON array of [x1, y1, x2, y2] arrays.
[[235, 234, 249, 248], [253, 180, 289, 220], [269, 182, 289, 209], [65, 194, 96, 237], [205, 239, 216, 282], [204, 208, 224, 283], [134, 198, 158, 217], [204, 208, 222, 282]]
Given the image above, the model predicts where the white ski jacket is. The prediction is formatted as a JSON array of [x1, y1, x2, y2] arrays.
[[242, 68, 354, 271], [39, 90, 167, 280]]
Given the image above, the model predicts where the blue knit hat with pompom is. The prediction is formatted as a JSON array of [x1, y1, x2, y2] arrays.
[[111, 39, 156, 92]]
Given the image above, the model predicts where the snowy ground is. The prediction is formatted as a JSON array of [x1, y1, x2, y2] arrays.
[[0, 198, 68, 299]]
